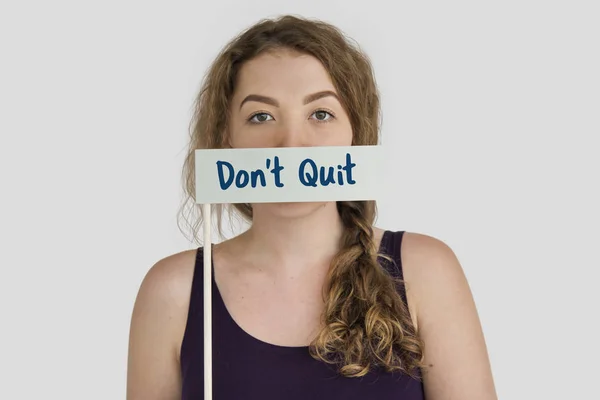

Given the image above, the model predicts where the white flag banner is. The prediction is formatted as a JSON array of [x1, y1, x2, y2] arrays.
[[195, 145, 385, 204]]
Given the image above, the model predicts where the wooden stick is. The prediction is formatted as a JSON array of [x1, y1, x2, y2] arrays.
[[203, 203, 212, 400]]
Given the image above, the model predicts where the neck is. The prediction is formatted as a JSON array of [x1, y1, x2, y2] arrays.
[[241, 202, 345, 273]]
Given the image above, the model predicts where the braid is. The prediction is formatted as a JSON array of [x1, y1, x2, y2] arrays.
[[309, 200, 425, 379]]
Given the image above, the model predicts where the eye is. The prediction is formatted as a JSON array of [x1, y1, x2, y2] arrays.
[[248, 112, 274, 124], [311, 109, 335, 122]]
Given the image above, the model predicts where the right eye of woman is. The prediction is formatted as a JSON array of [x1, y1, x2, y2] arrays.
[[248, 112, 274, 124]]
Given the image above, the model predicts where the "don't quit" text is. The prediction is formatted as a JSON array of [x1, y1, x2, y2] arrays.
[[216, 153, 357, 190]]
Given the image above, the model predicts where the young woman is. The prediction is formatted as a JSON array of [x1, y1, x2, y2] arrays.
[[127, 15, 497, 400]]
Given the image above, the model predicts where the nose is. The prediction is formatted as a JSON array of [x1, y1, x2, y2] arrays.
[[276, 123, 308, 148]]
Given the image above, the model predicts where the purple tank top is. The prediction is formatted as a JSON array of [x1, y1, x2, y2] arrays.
[[180, 230, 425, 399]]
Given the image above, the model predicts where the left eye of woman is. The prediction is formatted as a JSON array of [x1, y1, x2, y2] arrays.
[[311, 110, 335, 122]]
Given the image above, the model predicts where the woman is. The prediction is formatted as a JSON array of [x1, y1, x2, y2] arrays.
[[127, 15, 497, 399]]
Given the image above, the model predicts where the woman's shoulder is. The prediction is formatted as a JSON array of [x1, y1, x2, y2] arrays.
[[400, 231, 458, 266], [389, 230, 468, 316], [378, 229, 465, 323], [399, 231, 467, 298], [137, 248, 200, 302], [390, 230, 497, 397], [378, 228, 458, 269], [132, 247, 200, 318], [380, 229, 460, 277], [130, 248, 200, 354]]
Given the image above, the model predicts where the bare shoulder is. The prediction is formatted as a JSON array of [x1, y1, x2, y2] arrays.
[[400, 231, 498, 400], [126, 248, 198, 400], [399, 232, 475, 319], [133, 248, 199, 355], [400, 232, 465, 293], [136, 249, 198, 308]]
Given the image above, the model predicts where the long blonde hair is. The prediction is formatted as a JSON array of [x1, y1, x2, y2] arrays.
[[177, 15, 425, 379]]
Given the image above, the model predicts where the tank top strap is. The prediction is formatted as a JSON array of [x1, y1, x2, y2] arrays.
[[378, 230, 408, 305], [180, 246, 207, 374], [186, 246, 206, 317]]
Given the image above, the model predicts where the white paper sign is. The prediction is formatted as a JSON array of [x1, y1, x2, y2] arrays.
[[194, 145, 385, 204]]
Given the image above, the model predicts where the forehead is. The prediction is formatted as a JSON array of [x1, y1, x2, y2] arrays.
[[233, 50, 337, 99]]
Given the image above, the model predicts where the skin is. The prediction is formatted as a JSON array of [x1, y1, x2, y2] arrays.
[[126, 49, 498, 399]]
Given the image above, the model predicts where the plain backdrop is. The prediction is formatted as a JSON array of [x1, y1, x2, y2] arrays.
[[1, 1, 598, 399]]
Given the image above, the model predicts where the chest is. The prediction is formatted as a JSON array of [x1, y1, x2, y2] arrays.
[[182, 334, 425, 400], [215, 266, 327, 346]]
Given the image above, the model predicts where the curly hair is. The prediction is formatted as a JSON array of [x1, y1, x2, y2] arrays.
[[177, 14, 425, 379]]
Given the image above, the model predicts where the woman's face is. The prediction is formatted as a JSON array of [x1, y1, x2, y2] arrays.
[[226, 49, 354, 219], [228, 49, 353, 149]]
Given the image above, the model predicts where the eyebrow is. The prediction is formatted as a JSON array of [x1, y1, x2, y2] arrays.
[[239, 90, 340, 110]]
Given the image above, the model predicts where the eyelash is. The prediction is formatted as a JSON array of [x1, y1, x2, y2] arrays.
[[247, 109, 336, 124]]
